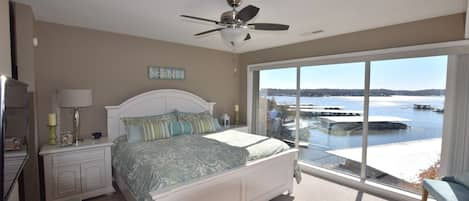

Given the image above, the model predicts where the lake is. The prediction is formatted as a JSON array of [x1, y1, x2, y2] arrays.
[[270, 95, 445, 150]]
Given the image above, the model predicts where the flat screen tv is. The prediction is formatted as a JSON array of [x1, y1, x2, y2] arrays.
[[0, 76, 29, 200]]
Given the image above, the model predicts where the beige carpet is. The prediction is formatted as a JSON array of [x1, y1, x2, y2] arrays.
[[86, 173, 387, 201], [271, 173, 387, 201]]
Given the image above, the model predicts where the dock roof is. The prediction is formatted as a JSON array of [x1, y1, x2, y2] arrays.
[[289, 108, 363, 114], [320, 116, 410, 123]]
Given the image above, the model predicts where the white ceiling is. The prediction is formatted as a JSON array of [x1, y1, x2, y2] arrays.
[[15, 0, 467, 53]]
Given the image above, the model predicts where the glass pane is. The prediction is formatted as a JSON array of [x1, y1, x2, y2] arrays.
[[367, 56, 447, 194], [256, 68, 298, 143], [299, 62, 365, 178]]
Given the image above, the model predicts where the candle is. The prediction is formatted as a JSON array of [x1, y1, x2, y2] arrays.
[[234, 104, 239, 112], [48, 113, 57, 126]]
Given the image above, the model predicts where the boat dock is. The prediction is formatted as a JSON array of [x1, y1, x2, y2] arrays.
[[289, 108, 362, 117], [287, 105, 344, 110], [413, 104, 444, 113], [320, 116, 410, 133], [413, 104, 433, 110]]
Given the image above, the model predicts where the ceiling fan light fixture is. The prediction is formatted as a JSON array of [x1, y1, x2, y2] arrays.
[[181, 1, 290, 47], [220, 27, 248, 44]]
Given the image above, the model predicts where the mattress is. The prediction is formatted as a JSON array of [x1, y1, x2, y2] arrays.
[[112, 130, 290, 201]]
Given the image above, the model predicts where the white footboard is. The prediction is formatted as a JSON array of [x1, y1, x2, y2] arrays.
[[148, 149, 297, 201]]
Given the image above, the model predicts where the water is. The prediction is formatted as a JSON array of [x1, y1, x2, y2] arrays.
[[270, 95, 444, 150]]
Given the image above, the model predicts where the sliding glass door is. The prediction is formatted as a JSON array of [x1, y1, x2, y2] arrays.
[[366, 56, 448, 194], [256, 67, 297, 143], [299, 62, 365, 178], [250, 55, 448, 195]]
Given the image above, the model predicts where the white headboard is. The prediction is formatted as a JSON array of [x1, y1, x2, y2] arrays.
[[105, 89, 216, 140]]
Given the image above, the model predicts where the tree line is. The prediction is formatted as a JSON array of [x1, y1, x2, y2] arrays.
[[260, 88, 445, 97]]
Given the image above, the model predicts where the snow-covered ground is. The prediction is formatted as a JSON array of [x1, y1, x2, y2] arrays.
[[327, 138, 441, 183]]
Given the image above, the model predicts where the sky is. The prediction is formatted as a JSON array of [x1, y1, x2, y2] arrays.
[[259, 55, 448, 90]]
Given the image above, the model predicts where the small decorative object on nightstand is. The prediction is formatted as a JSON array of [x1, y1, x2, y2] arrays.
[[40, 138, 114, 201], [234, 104, 240, 125], [92, 132, 102, 139], [60, 130, 74, 146], [48, 113, 57, 145], [221, 113, 230, 128]]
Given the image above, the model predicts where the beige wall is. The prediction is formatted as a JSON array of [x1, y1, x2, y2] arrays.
[[238, 13, 466, 122], [14, 3, 40, 201], [35, 21, 240, 146], [14, 3, 35, 91], [34, 13, 466, 145], [0, 0, 11, 76]]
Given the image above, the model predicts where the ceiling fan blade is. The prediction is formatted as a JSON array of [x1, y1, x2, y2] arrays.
[[181, 15, 219, 24], [249, 23, 289, 31], [244, 33, 251, 41], [236, 5, 260, 22], [194, 28, 223, 36]]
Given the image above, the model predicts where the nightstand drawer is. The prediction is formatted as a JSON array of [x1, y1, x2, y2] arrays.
[[53, 148, 105, 166]]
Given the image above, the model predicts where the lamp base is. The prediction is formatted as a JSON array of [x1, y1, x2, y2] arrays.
[[73, 107, 81, 145], [74, 137, 84, 146]]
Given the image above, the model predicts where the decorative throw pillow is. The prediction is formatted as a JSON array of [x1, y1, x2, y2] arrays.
[[125, 124, 144, 143], [176, 111, 221, 134], [212, 118, 222, 130], [122, 117, 172, 142], [190, 117, 219, 134], [122, 111, 177, 123], [168, 120, 193, 136], [140, 120, 171, 141], [121, 112, 177, 142], [176, 111, 212, 121]]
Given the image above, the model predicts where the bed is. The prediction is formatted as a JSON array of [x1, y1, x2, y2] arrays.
[[105, 89, 298, 201]]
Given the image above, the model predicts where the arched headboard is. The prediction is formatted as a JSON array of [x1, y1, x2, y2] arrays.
[[105, 89, 216, 140]]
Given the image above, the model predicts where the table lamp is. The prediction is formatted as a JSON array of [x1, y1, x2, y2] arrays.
[[57, 89, 92, 145]]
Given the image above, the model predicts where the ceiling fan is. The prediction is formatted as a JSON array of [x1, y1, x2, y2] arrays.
[[181, 0, 290, 46]]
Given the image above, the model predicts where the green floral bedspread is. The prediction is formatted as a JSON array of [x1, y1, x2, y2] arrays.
[[112, 131, 291, 201], [112, 135, 249, 201]]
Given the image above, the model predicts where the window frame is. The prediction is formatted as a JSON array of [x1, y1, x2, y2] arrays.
[[247, 40, 469, 201]]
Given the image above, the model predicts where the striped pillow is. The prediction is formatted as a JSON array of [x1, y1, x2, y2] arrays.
[[177, 111, 212, 121], [121, 111, 177, 123], [168, 120, 193, 136], [190, 118, 219, 134], [141, 120, 171, 141], [123, 119, 171, 142]]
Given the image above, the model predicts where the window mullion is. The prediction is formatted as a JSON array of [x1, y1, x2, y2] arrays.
[[295, 66, 301, 149], [361, 61, 371, 182]]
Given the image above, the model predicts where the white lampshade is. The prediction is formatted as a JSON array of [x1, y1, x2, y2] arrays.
[[221, 27, 248, 45], [57, 89, 92, 108]]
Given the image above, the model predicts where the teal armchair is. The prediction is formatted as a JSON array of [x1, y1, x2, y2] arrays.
[[422, 176, 469, 201]]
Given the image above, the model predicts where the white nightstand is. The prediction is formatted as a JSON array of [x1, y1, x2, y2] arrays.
[[39, 138, 115, 201]]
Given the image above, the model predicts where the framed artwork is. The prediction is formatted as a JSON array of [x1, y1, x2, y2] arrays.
[[148, 66, 185, 80]]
